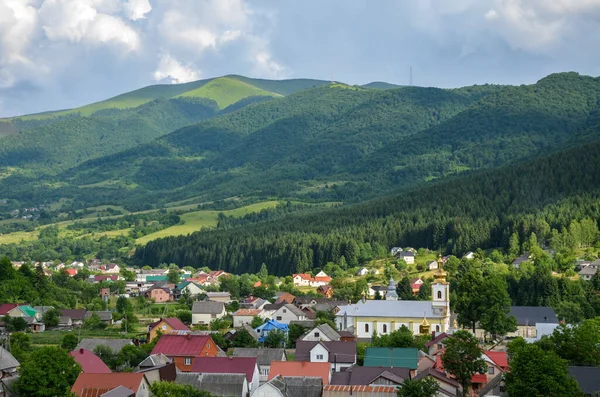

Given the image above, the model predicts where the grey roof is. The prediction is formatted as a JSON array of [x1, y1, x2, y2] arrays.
[[266, 375, 323, 397], [101, 386, 135, 397], [289, 320, 315, 328], [579, 266, 598, 276], [58, 316, 72, 325], [206, 292, 231, 297], [0, 346, 19, 371], [231, 348, 286, 366], [509, 306, 558, 325], [84, 311, 113, 321], [330, 365, 410, 385], [60, 309, 88, 320], [277, 304, 306, 318], [192, 301, 225, 314], [568, 366, 600, 396], [313, 301, 346, 312], [309, 323, 341, 341], [176, 373, 247, 397], [242, 324, 260, 341], [33, 306, 55, 314], [295, 341, 357, 363], [264, 302, 286, 311], [76, 338, 134, 353], [336, 300, 444, 318], [138, 353, 172, 368]]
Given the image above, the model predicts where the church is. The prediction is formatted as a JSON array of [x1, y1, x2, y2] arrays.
[[336, 255, 451, 338]]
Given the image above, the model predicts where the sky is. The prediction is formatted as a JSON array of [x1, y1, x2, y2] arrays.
[[1, 0, 600, 117]]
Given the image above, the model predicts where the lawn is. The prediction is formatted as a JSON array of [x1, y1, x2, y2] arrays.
[[178, 77, 280, 109], [30, 326, 147, 347]]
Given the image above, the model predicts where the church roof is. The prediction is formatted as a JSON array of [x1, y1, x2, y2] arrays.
[[335, 300, 444, 318]]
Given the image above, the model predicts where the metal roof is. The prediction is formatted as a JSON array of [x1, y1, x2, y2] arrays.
[[336, 300, 444, 318]]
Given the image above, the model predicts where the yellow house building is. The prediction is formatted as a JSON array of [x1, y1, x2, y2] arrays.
[[336, 255, 450, 338]]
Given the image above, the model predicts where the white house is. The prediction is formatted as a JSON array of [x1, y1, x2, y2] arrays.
[[101, 263, 120, 274], [178, 281, 204, 297], [272, 304, 307, 324], [463, 251, 475, 260], [427, 261, 438, 271], [252, 375, 322, 397], [301, 323, 341, 342], [391, 248, 415, 264], [295, 340, 357, 372], [191, 301, 226, 325], [357, 267, 380, 276], [233, 309, 265, 328], [231, 348, 287, 382]]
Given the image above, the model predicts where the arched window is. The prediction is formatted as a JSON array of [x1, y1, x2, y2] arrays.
[[436, 325, 440, 332], [437, 291, 442, 299], [365, 323, 369, 333], [383, 324, 387, 333]]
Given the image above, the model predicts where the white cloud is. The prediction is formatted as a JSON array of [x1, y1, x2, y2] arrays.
[[124, 0, 152, 20], [0, 0, 38, 66], [153, 53, 201, 84]]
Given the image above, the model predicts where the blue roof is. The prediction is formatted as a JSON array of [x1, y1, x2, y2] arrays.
[[256, 320, 289, 332]]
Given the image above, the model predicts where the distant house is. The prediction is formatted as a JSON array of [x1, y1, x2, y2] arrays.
[[233, 309, 265, 328], [268, 361, 331, 385], [323, 385, 398, 397], [292, 272, 332, 287], [84, 311, 113, 324], [254, 375, 323, 397], [425, 332, 450, 356], [206, 292, 231, 303], [274, 292, 295, 304], [330, 365, 410, 386], [100, 263, 120, 274], [509, 306, 557, 338], [427, 261, 439, 270], [317, 285, 334, 298], [568, 366, 600, 396], [272, 304, 307, 324], [69, 348, 111, 373], [60, 309, 88, 326], [145, 283, 172, 303], [301, 324, 342, 342], [64, 268, 78, 277], [255, 320, 289, 343], [190, 357, 260, 392], [176, 373, 248, 397], [295, 341, 357, 371], [579, 266, 598, 281], [390, 248, 415, 264], [413, 368, 462, 397], [174, 281, 204, 300], [364, 347, 419, 373], [192, 301, 226, 325], [93, 275, 118, 283], [463, 251, 475, 260], [71, 373, 150, 397], [76, 338, 134, 355], [356, 267, 371, 276], [368, 285, 387, 298], [147, 317, 190, 342], [136, 362, 177, 384], [410, 278, 424, 294], [232, 348, 287, 381], [151, 334, 219, 372], [0, 346, 19, 378], [512, 252, 532, 269]]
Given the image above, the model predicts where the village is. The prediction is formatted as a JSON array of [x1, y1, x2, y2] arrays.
[[0, 246, 599, 397]]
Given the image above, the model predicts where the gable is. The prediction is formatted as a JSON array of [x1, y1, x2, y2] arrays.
[[310, 343, 329, 358]]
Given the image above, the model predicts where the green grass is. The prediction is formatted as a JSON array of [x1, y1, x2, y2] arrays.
[[30, 327, 147, 346], [177, 77, 281, 109]]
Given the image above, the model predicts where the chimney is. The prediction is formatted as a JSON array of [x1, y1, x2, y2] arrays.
[[80, 348, 84, 354], [186, 333, 191, 340], [431, 331, 436, 340]]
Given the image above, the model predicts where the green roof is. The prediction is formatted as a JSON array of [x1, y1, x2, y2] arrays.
[[146, 275, 168, 281], [364, 347, 419, 369], [19, 305, 38, 318], [176, 281, 191, 290]]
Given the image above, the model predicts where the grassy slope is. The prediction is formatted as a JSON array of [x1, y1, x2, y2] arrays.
[[177, 77, 281, 108]]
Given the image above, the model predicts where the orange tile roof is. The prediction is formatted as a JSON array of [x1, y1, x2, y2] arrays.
[[71, 373, 145, 396], [293, 273, 314, 281], [471, 374, 488, 384], [324, 385, 397, 393], [269, 361, 331, 384], [233, 309, 263, 316]]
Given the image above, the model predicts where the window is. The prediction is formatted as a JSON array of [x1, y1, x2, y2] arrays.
[[436, 325, 440, 332], [437, 291, 442, 299], [365, 324, 369, 333], [314, 332, 320, 338], [261, 368, 269, 376], [437, 344, 443, 349], [207, 343, 210, 349], [161, 325, 167, 330], [283, 309, 287, 313], [488, 367, 494, 375], [500, 386, 505, 392], [276, 316, 282, 321], [316, 354, 324, 360], [184, 358, 192, 365], [382, 324, 387, 333]]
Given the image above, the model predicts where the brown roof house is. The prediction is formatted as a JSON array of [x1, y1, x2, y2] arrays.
[[71, 373, 150, 397], [295, 341, 357, 372]]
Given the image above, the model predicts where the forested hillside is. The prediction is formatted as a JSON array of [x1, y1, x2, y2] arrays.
[[134, 133, 600, 275]]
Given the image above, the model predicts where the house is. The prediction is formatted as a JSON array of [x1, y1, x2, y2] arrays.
[[368, 285, 387, 298], [206, 292, 231, 303], [313, 271, 332, 287], [100, 263, 121, 274], [579, 266, 598, 281], [3, 304, 38, 320], [330, 365, 410, 386], [410, 278, 424, 294], [478, 373, 506, 397], [272, 304, 307, 324], [233, 309, 264, 328], [268, 361, 331, 385], [413, 368, 462, 397], [425, 332, 450, 356], [58, 316, 73, 328], [190, 357, 260, 391], [176, 373, 248, 397], [76, 339, 134, 355], [253, 375, 323, 397], [302, 307, 317, 319], [364, 348, 418, 372], [60, 309, 88, 326], [568, 366, 600, 396], [391, 248, 415, 264], [231, 348, 286, 381], [512, 252, 531, 269], [323, 385, 397, 397], [427, 261, 439, 270], [192, 301, 226, 325], [295, 341, 357, 371], [509, 306, 558, 338], [418, 351, 436, 373], [65, 268, 78, 277], [463, 251, 475, 260], [84, 311, 113, 324], [523, 322, 561, 343], [483, 351, 509, 379], [145, 283, 172, 302], [0, 346, 19, 378], [241, 297, 270, 310], [301, 323, 341, 342], [275, 292, 295, 304], [136, 362, 177, 384], [255, 320, 289, 342], [71, 373, 150, 397], [147, 317, 190, 342], [173, 281, 204, 299], [69, 348, 111, 373], [336, 263, 451, 338], [293, 273, 313, 287], [94, 275, 118, 283], [150, 334, 219, 372], [357, 267, 379, 276], [317, 285, 334, 298]]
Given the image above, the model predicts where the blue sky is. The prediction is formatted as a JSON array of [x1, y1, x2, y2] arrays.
[[1, 0, 599, 117]]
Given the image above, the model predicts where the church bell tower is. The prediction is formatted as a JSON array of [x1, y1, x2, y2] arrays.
[[431, 253, 450, 315]]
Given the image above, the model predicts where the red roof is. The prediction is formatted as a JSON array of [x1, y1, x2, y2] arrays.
[[253, 281, 262, 287], [65, 268, 78, 276], [293, 273, 313, 281], [269, 361, 331, 385], [324, 385, 397, 393], [0, 304, 19, 315], [151, 334, 212, 357], [94, 275, 117, 282], [276, 293, 295, 304], [314, 276, 332, 282], [69, 349, 111, 374], [471, 374, 488, 384], [150, 317, 190, 332], [486, 351, 509, 371], [233, 309, 263, 316], [191, 357, 257, 382], [71, 373, 146, 396]]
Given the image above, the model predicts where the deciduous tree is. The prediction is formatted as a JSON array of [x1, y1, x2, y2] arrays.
[[441, 330, 486, 397], [16, 347, 81, 397]]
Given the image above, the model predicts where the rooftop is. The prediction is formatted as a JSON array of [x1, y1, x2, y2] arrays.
[[71, 373, 146, 397], [76, 339, 133, 353], [295, 341, 357, 363], [269, 361, 331, 385], [69, 348, 111, 374], [151, 334, 212, 356], [509, 306, 558, 325], [192, 301, 225, 314], [190, 356, 257, 382], [336, 300, 444, 318], [231, 348, 286, 366]]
